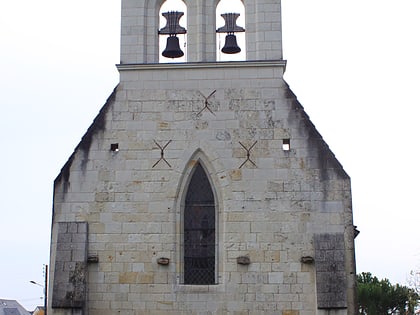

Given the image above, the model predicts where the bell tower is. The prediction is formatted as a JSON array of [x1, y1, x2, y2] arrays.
[[120, 0, 283, 64]]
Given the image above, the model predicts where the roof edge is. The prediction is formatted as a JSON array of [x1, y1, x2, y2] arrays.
[[283, 80, 350, 180], [54, 85, 119, 186]]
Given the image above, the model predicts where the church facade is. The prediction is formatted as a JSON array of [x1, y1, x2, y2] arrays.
[[48, 0, 357, 314]]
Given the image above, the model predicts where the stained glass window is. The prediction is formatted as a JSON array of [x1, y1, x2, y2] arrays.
[[184, 163, 216, 285]]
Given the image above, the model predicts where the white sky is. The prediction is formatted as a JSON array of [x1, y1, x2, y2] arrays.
[[1, 0, 420, 311]]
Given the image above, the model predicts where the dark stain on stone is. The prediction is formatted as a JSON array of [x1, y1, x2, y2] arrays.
[[282, 80, 348, 181], [54, 85, 118, 194]]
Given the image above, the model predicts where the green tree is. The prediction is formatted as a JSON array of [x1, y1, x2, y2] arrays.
[[408, 270, 420, 295], [357, 272, 419, 314]]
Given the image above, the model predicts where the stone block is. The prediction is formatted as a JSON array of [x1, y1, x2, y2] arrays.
[[56, 250, 72, 262], [264, 250, 280, 263], [268, 272, 284, 284], [138, 272, 154, 284], [119, 272, 139, 284]]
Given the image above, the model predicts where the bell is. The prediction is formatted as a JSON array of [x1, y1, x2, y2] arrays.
[[162, 36, 184, 59], [221, 34, 241, 54]]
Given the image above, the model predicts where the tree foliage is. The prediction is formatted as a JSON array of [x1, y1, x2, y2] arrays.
[[408, 270, 420, 295], [357, 272, 419, 314]]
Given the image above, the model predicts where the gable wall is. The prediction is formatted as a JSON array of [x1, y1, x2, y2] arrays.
[[49, 62, 355, 314]]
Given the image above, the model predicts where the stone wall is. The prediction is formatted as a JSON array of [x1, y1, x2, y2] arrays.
[[49, 61, 356, 315]]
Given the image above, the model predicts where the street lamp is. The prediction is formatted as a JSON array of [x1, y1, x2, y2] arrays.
[[30, 265, 48, 315]]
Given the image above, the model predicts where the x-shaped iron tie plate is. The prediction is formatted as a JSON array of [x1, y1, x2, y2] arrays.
[[239, 141, 257, 168], [152, 140, 172, 168], [197, 90, 217, 116]]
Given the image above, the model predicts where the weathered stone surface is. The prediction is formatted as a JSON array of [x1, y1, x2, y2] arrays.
[[52, 222, 87, 309], [314, 233, 347, 309]]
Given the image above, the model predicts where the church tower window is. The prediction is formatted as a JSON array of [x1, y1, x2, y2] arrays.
[[183, 163, 216, 285], [159, 0, 187, 63], [216, 0, 246, 61]]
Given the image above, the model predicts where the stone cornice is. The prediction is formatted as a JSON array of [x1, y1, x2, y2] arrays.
[[116, 60, 287, 72]]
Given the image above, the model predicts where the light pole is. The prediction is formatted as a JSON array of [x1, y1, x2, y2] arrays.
[[30, 265, 48, 315]]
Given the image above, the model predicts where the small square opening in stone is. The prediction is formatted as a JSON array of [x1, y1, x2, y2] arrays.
[[110, 143, 119, 152], [282, 139, 290, 151]]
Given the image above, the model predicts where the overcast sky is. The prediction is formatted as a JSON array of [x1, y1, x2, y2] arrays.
[[1, 0, 420, 311]]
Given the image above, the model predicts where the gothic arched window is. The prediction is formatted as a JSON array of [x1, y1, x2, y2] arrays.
[[183, 163, 216, 285]]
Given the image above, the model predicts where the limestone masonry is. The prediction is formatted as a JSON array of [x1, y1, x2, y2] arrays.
[[48, 1, 357, 314]]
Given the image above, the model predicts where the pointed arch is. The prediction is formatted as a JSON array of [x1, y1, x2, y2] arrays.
[[184, 162, 215, 284], [177, 150, 220, 285]]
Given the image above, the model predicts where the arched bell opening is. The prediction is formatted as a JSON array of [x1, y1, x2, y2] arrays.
[[216, 0, 246, 61], [159, 0, 187, 63]]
